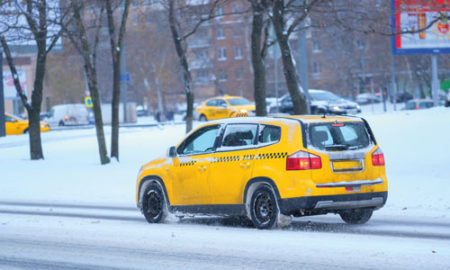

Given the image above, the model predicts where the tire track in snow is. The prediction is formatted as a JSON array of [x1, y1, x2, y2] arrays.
[[1, 201, 450, 241]]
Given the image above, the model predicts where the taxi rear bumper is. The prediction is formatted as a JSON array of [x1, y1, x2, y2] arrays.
[[278, 191, 388, 216]]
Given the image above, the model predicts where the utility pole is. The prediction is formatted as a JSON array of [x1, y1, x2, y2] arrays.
[[298, 22, 310, 113], [0, 49, 6, 137], [121, 40, 128, 123], [390, 50, 397, 111], [431, 55, 439, 106]]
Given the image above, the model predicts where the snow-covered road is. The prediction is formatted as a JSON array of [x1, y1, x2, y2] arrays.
[[1, 204, 449, 270]]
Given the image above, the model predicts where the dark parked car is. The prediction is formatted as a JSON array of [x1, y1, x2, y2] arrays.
[[277, 90, 361, 115], [392, 92, 414, 103], [403, 99, 434, 110]]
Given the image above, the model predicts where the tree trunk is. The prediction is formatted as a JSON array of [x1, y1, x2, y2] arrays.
[[168, 0, 194, 133], [110, 54, 121, 160], [250, 1, 267, 116], [86, 68, 110, 165], [106, 0, 130, 161], [272, 1, 308, 115], [27, 45, 46, 159]]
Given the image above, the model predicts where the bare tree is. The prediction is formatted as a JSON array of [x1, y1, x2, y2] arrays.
[[166, 0, 225, 133], [105, 0, 130, 161], [249, 0, 270, 116], [0, 0, 69, 160], [63, 1, 110, 165]]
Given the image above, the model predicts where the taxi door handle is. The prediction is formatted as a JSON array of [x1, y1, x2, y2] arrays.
[[197, 165, 207, 172], [240, 162, 250, 169]]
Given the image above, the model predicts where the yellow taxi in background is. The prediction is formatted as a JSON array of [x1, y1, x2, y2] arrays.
[[4, 113, 50, 135], [195, 95, 256, 121], [136, 115, 388, 229]]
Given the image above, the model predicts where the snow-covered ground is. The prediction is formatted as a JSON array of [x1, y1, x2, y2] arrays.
[[1, 105, 450, 269]]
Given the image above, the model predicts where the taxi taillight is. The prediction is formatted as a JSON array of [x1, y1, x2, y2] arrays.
[[286, 151, 322, 170], [372, 147, 385, 166]]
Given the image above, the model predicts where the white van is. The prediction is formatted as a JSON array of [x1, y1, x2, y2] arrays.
[[47, 104, 89, 126]]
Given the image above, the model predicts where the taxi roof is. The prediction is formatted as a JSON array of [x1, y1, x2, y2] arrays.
[[209, 115, 363, 125]]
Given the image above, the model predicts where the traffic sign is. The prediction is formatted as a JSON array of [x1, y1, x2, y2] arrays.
[[85, 96, 93, 108], [120, 73, 131, 82]]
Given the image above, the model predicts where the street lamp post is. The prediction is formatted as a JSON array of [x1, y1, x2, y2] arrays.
[[0, 49, 6, 137]]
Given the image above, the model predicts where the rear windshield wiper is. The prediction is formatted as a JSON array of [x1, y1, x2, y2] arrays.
[[324, 144, 350, 151]]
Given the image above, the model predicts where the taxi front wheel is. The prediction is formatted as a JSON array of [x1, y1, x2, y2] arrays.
[[339, 208, 373, 224], [142, 183, 168, 224], [250, 186, 279, 229]]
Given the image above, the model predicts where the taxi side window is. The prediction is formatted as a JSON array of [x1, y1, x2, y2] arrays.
[[216, 99, 228, 107], [221, 124, 257, 147], [258, 125, 281, 143], [5, 115, 15, 122], [206, 100, 217, 106], [178, 125, 220, 155]]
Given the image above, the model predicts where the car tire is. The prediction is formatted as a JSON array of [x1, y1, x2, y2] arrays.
[[199, 115, 207, 121], [142, 182, 168, 224], [339, 208, 373, 224], [23, 128, 28, 134], [58, 120, 65, 126], [249, 185, 279, 229]]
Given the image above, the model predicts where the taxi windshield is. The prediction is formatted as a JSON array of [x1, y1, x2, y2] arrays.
[[227, 98, 251, 106]]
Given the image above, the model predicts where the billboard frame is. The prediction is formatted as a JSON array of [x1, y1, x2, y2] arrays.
[[391, 0, 450, 55]]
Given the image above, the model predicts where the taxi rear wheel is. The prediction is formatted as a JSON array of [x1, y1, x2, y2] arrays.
[[249, 186, 279, 229], [339, 208, 373, 224], [142, 183, 168, 224], [199, 115, 207, 121]]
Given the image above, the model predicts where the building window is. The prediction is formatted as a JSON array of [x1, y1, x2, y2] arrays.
[[143, 0, 152, 8], [145, 13, 151, 24], [132, 15, 139, 26], [234, 46, 243, 59], [312, 40, 321, 52], [232, 3, 241, 13], [313, 62, 321, 74], [216, 28, 225, 40], [218, 47, 227, 61], [132, 0, 139, 9], [235, 68, 243, 81], [195, 49, 208, 60], [197, 70, 209, 82], [218, 71, 228, 82], [216, 6, 224, 17], [357, 40, 365, 50]]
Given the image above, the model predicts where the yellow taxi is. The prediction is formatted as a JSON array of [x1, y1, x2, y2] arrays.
[[4, 113, 50, 135], [136, 115, 388, 229], [195, 95, 256, 121]]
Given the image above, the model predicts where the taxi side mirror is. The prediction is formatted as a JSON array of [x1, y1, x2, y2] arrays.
[[168, 146, 177, 158]]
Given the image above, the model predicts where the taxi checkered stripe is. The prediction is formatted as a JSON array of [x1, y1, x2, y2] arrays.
[[242, 154, 255, 160], [212, 155, 240, 163], [180, 161, 197, 167], [256, 152, 288, 160]]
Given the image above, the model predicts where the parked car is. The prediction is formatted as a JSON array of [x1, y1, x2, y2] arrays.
[[195, 95, 256, 121], [446, 91, 450, 107], [278, 90, 361, 115], [392, 92, 414, 103], [46, 104, 89, 126], [4, 113, 50, 135], [136, 115, 388, 229], [403, 99, 435, 110], [356, 93, 382, 105]]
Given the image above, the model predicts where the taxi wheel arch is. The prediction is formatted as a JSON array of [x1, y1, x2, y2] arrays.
[[138, 176, 171, 213], [199, 114, 207, 121], [244, 178, 281, 229]]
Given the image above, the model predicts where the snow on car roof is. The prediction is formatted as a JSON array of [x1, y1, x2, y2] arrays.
[[208, 115, 363, 125]]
